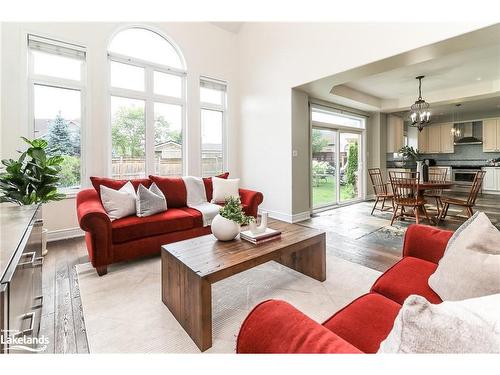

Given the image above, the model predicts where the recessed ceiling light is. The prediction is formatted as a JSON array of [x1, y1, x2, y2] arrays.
[[476, 77, 482, 81]]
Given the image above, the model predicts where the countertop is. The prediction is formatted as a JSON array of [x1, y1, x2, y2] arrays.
[[0, 204, 39, 281]]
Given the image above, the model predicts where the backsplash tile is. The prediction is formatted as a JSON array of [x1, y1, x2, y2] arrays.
[[387, 144, 500, 168]]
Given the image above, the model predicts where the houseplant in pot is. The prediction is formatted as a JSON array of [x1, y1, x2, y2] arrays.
[[0, 137, 66, 255], [211, 196, 254, 241], [398, 145, 426, 181]]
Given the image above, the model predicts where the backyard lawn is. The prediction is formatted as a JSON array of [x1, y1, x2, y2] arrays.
[[312, 175, 357, 207]]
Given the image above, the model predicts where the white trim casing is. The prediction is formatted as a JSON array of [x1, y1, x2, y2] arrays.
[[258, 208, 311, 224], [107, 27, 187, 178], [47, 227, 85, 242], [199, 76, 228, 177], [27, 32, 88, 190]]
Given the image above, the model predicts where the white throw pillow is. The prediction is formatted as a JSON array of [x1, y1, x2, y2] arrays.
[[100, 181, 137, 221], [136, 183, 167, 217], [378, 294, 500, 353], [428, 212, 500, 301], [211, 177, 240, 203]]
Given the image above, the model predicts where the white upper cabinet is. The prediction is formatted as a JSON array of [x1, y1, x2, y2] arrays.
[[386, 115, 404, 153], [483, 118, 500, 152]]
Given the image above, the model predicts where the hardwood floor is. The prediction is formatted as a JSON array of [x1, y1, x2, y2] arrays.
[[39, 191, 500, 353]]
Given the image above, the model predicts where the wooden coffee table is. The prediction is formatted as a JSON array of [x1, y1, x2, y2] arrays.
[[161, 220, 326, 351]]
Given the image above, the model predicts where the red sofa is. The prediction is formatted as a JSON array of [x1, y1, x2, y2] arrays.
[[236, 224, 453, 353], [76, 174, 263, 276]]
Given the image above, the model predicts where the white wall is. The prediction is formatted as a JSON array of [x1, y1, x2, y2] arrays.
[[236, 22, 489, 220], [1, 22, 239, 237]]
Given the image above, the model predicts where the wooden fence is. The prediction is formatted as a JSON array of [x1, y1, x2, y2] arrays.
[[112, 156, 223, 179]]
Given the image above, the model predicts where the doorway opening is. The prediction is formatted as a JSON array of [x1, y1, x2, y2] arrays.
[[311, 104, 366, 211]]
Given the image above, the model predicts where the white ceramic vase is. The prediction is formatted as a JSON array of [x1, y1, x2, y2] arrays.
[[211, 214, 240, 241], [416, 161, 423, 182], [249, 211, 268, 235]]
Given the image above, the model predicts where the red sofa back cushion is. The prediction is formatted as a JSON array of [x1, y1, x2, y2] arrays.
[[149, 176, 187, 208], [90, 176, 152, 197], [203, 172, 230, 202]]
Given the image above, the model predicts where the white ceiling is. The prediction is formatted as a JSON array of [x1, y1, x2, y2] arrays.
[[296, 24, 500, 116], [211, 22, 245, 34], [392, 96, 500, 122], [344, 44, 500, 100]]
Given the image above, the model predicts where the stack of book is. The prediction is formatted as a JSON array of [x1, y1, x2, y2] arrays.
[[240, 228, 281, 244]]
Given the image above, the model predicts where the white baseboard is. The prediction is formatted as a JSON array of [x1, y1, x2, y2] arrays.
[[47, 227, 85, 242], [258, 208, 311, 223]]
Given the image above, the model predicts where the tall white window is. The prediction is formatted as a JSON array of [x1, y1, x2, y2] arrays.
[[200, 78, 227, 177], [28, 34, 86, 190], [108, 27, 186, 179]]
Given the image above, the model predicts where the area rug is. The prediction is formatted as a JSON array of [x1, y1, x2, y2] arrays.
[[76, 255, 382, 353]]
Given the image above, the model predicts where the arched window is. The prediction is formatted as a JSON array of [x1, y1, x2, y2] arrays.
[[108, 27, 186, 178]]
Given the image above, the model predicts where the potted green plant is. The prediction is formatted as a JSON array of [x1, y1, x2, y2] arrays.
[[211, 196, 254, 241], [0, 137, 66, 254], [398, 145, 425, 180]]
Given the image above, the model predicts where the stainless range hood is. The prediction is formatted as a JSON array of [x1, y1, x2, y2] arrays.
[[453, 121, 483, 145]]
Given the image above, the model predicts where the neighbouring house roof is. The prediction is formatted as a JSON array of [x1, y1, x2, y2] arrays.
[[34, 118, 80, 138]]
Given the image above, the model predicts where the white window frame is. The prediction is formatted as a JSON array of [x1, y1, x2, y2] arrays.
[[27, 34, 87, 193], [108, 30, 187, 178], [199, 76, 227, 177], [309, 103, 367, 211]]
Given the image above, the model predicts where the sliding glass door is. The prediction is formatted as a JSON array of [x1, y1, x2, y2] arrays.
[[311, 105, 365, 210], [339, 132, 362, 203], [312, 128, 337, 208]]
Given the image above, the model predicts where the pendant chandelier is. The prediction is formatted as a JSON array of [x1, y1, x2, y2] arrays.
[[409, 75, 431, 131], [450, 104, 462, 137]]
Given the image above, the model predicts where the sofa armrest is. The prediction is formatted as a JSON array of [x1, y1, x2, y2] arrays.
[[76, 188, 113, 266], [237, 300, 362, 354], [402, 224, 453, 264], [76, 188, 111, 231], [239, 188, 264, 218]]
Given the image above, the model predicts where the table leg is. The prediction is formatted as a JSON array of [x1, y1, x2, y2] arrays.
[[161, 250, 212, 351], [276, 235, 326, 282]]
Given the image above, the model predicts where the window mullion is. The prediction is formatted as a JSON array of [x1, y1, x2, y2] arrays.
[[145, 66, 155, 177]]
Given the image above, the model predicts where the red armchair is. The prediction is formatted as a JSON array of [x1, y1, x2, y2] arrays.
[[77, 176, 263, 276], [237, 224, 453, 354]]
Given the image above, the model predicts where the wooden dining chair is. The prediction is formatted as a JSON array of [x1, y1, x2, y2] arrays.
[[389, 171, 430, 226], [439, 170, 486, 220], [424, 168, 448, 216], [368, 168, 394, 215]]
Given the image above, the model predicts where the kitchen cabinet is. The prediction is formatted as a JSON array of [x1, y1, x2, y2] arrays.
[[386, 115, 404, 153], [483, 118, 500, 152], [427, 125, 441, 153], [419, 123, 455, 154], [482, 167, 500, 194], [418, 126, 429, 153], [439, 123, 454, 153]]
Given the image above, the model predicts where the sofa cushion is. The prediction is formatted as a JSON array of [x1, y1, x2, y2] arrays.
[[111, 208, 198, 244], [178, 207, 204, 228], [371, 257, 442, 305], [322, 293, 401, 353], [203, 172, 229, 202], [149, 176, 187, 208], [90, 176, 151, 198]]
